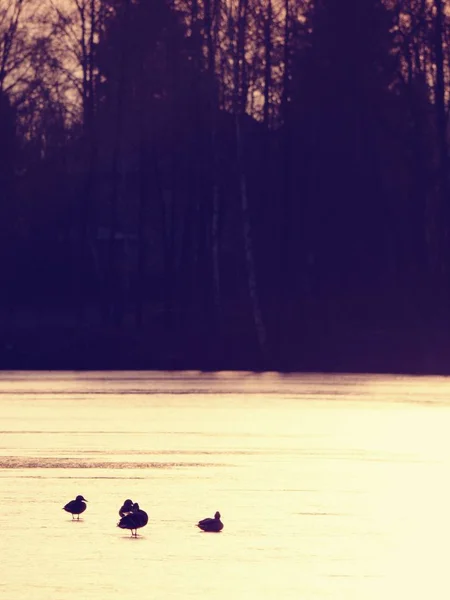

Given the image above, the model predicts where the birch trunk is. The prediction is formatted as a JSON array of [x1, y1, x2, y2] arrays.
[[280, 0, 292, 289], [107, 0, 130, 325], [433, 0, 449, 275], [263, 0, 272, 128]]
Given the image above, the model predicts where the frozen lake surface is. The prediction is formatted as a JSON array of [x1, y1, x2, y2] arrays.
[[1, 371, 450, 599]]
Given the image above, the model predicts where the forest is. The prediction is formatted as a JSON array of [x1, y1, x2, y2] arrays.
[[0, 0, 449, 372]]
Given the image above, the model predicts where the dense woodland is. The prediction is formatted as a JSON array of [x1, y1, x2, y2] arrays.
[[0, 0, 450, 372]]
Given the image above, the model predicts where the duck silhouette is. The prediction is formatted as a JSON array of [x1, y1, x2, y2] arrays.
[[63, 495, 88, 520], [117, 502, 148, 537], [197, 511, 223, 532], [119, 499, 134, 517]]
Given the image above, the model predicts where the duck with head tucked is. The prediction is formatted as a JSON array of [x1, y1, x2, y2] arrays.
[[63, 495, 88, 520], [197, 511, 223, 532], [117, 502, 148, 537], [119, 499, 134, 517]]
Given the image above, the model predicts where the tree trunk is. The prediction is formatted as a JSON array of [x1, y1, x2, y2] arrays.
[[433, 0, 449, 274], [107, 0, 130, 325], [136, 117, 148, 327], [205, 0, 222, 325], [280, 0, 291, 279], [234, 0, 269, 364], [78, 0, 98, 323], [280, 0, 293, 299], [263, 0, 272, 128]]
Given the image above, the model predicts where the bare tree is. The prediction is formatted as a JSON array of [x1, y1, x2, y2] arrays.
[[45, 0, 105, 320], [205, 0, 222, 323], [232, 0, 269, 362], [0, 0, 26, 93], [0, 0, 54, 106], [262, 0, 273, 127], [135, 56, 149, 328], [279, 0, 293, 295], [106, 0, 131, 325], [432, 0, 449, 270]]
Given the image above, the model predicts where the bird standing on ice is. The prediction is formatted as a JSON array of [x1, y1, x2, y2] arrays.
[[63, 495, 88, 520], [117, 502, 148, 537], [197, 511, 223, 532]]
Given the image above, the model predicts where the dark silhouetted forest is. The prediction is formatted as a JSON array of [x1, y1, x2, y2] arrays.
[[0, 0, 449, 372]]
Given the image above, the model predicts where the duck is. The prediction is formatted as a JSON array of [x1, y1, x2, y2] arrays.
[[117, 502, 148, 537], [119, 499, 134, 517], [63, 495, 88, 520], [197, 511, 223, 532]]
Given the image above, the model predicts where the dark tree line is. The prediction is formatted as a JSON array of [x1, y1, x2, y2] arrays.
[[0, 0, 449, 372]]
